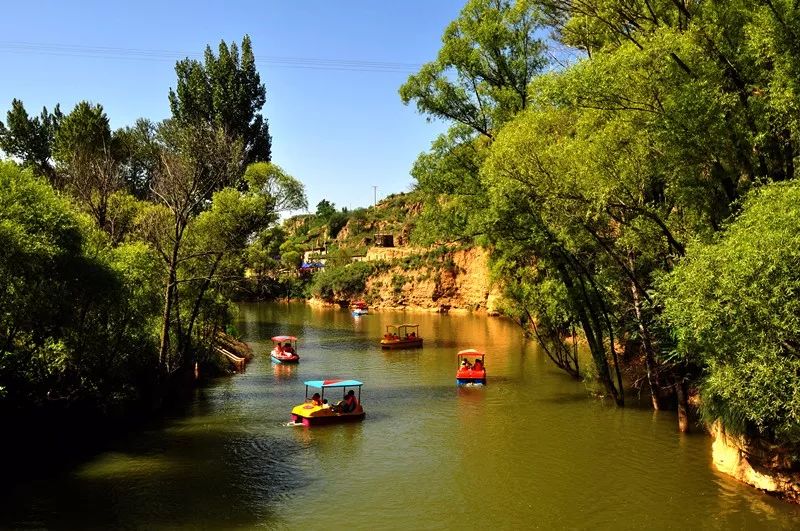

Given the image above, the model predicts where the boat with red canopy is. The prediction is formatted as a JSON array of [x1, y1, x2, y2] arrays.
[[456, 349, 486, 386], [380, 324, 423, 349], [351, 300, 368, 316], [290, 379, 365, 426], [271, 335, 299, 363]]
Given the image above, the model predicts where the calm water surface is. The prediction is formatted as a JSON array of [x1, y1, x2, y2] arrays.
[[3, 302, 800, 529]]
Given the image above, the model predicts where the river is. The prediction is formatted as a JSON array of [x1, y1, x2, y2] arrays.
[[3, 302, 799, 529]]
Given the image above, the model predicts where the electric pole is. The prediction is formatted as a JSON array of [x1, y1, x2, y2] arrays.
[[373, 185, 377, 207]]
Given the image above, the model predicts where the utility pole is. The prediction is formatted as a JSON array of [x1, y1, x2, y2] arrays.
[[372, 185, 377, 207]]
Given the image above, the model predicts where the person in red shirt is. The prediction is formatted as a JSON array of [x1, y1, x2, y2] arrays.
[[341, 390, 358, 413]]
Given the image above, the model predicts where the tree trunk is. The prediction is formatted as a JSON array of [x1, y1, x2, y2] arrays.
[[674, 375, 690, 433], [158, 222, 183, 370], [158, 272, 175, 369], [628, 254, 663, 410], [183, 253, 224, 369]]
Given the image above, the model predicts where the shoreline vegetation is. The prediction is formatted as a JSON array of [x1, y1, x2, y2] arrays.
[[2, 0, 800, 505], [0, 36, 301, 472]]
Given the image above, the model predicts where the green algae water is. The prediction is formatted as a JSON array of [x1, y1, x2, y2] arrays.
[[3, 302, 799, 529]]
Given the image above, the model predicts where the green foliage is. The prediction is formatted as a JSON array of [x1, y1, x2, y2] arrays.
[[391, 273, 406, 294], [401, 0, 549, 245], [169, 35, 271, 166], [0, 35, 286, 424], [114, 118, 160, 198], [243, 162, 307, 212], [53, 101, 114, 164], [0, 99, 61, 181], [399, 0, 547, 135], [406, 0, 800, 422], [310, 262, 375, 301], [315, 199, 336, 220], [0, 162, 161, 411], [661, 181, 800, 442]]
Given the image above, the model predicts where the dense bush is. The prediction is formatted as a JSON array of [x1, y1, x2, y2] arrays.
[[661, 181, 800, 443], [310, 261, 375, 301], [0, 162, 162, 412]]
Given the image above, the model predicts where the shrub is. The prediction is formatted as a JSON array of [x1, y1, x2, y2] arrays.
[[310, 261, 375, 301]]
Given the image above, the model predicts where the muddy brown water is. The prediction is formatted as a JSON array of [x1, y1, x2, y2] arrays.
[[3, 302, 799, 529]]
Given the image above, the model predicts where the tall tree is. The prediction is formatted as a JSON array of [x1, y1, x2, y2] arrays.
[[0, 99, 61, 183], [662, 179, 800, 444], [144, 122, 243, 370], [114, 118, 160, 199], [53, 101, 124, 232], [168, 35, 271, 170], [400, 0, 549, 243]]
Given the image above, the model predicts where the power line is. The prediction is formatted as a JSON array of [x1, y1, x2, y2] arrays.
[[0, 40, 423, 73]]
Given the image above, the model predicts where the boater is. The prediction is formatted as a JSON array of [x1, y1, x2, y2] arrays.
[[339, 390, 358, 413], [283, 342, 294, 354], [310, 392, 322, 406]]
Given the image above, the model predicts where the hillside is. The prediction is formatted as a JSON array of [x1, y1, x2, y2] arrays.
[[278, 192, 500, 313]]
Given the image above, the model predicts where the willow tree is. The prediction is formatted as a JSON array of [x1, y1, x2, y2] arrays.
[[400, 0, 549, 242], [661, 180, 800, 444], [143, 125, 305, 373]]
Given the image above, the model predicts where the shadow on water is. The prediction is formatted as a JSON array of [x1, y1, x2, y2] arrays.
[[0, 378, 315, 529], [5, 301, 800, 529]]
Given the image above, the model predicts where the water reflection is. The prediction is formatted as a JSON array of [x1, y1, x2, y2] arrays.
[[272, 362, 297, 379], [3, 302, 800, 529]]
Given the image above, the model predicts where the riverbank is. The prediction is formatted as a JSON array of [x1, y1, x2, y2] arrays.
[[712, 421, 800, 504]]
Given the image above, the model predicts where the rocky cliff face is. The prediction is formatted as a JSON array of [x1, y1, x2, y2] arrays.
[[362, 247, 503, 313], [711, 421, 800, 503]]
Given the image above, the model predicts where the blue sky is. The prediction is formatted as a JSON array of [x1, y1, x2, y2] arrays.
[[0, 1, 466, 212]]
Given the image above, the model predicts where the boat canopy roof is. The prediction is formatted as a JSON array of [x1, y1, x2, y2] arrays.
[[304, 379, 363, 388], [386, 323, 419, 330], [458, 349, 485, 357], [272, 335, 297, 342]]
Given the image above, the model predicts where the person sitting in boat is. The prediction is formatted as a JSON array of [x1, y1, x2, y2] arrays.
[[283, 342, 294, 354], [408, 332, 416, 339], [310, 392, 323, 406], [341, 390, 358, 413], [473, 359, 484, 373], [461, 359, 472, 370]]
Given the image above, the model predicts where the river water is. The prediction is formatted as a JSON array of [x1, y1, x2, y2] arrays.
[[3, 302, 799, 529]]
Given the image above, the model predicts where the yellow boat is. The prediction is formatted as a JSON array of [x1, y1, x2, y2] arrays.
[[380, 324, 423, 349], [290, 379, 365, 426]]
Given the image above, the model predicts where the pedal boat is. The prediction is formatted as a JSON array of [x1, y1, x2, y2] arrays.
[[290, 379, 365, 426], [380, 324, 423, 349], [456, 349, 487, 386], [351, 300, 369, 316], [270, 335, 300, 363]]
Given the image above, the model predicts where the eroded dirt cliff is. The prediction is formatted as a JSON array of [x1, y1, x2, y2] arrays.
[[361, 247, 503, 313]]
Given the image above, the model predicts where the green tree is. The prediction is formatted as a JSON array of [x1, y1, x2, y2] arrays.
[[53, 101, 124, 232], [0, 99, 61, 182], [114, 118, 160, 199], [400, 0, 549, 243], [315, 199, 336, 220], [169, 35, 271, 169], [0, 161, 161, 411], [661, 180, 800, 444]]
